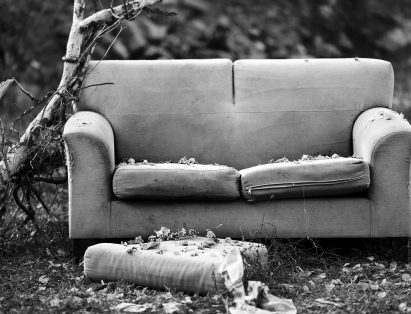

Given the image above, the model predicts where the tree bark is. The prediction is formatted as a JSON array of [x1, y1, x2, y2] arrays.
[[0, 0, 161, 183]]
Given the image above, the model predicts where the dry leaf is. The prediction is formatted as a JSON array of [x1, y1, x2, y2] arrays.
[[398, 302, 407, 312], [49, 298, 61, 307], [38, 275, 49, 284], [401, 273, 411, 282], [114, 302, 151, 312], [315, 298, 343, 307], [163, 301, 181, 313], [377, 292, 387, 299]]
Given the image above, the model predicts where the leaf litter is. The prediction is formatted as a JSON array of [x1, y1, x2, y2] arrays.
[[2, 233, 411, 313]]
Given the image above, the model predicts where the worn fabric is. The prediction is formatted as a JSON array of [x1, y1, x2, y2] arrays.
[[239, 158, 370, 202], [79, 58, 393, 169], [113, 163, 241, 200], [79, 59, 237, 166], [84, 239, 266, 295], [109, 197, 371, 239], [353, 107, 411, 237], [64, 59, 411, 240], [233, 58, 393, 164], [63, 111, 115, 238]]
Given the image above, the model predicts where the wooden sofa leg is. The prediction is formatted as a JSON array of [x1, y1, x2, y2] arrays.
[[391, 237, 411, 263]]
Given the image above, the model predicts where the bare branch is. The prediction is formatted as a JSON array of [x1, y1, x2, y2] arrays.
[[74, 82, 114, 91], [32, 176, 68, 185], [0, 79, 14, 101], [13, 78, 39, 102], [12, 185, 35, 222], [79, 0, 162, 31]]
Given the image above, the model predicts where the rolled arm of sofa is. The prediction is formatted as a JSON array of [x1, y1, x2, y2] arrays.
[[353, 107, 411, 237], [63, 111, 115, 238]]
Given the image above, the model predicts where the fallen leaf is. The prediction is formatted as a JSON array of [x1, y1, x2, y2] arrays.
[[331, 279, 342, 285], [398, 302, 407, 312], [353, 264, 363, 273], [401, 273, 411, 282], [370, 284, 379, 290], [377, 292, 387, 299], [367, 256, 375, 261], [181, 296, 192, 304], [389, 262, 397, 271], [163, 301, 181, 313], [106, 293, 118, 300], [325, 283, 335, 294], [376, 263, 385, 269], [317, 273, 327, 279], [114, 303, 151, 313], [71, 296, 83, 304], [315, 298, 343, 307], [38, 275, 49, 284], [49, 298, 61, 307], [342, 267, 351, 274]]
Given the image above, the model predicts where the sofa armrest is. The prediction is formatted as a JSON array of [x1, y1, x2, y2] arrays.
[[353, 107, 411, 237], [63, 111, 115, 238]]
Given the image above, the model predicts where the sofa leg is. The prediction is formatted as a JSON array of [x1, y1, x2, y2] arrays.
[[391, 237, 411, 263]]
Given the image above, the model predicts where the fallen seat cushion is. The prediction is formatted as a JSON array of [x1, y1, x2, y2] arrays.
[[113, 163, 241, 200], [240, 157, 370, 202], [84, 238, 267, 295]]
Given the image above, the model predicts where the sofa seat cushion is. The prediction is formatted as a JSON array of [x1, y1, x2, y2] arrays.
[[113, 163, 241, 200], [240, 157, 370, 202]]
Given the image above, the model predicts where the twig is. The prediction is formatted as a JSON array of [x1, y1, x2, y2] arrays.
[[74, 82, 114, 91], [86, 25, 125, 75], [32, 176, 67, 185], [13, 91, 54, 124], [12, 185, 35, 222], [79, 0, 161, 31], [12, 78, 39, 102]]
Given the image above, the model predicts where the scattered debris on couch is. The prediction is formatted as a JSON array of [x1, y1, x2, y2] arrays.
[[84, 227, 297, 313]]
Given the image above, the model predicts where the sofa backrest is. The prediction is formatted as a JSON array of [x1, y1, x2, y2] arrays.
[[79, 58, 393, 169]]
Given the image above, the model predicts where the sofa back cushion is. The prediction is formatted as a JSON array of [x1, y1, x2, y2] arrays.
[[79, 58, 393, 169], [79, 59, 236, 166], [233, 58, 393, 164]]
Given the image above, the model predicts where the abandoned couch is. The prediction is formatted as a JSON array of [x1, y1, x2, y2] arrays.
[[63, 58, 411, 258]]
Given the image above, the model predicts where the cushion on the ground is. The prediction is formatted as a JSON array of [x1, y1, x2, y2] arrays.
[[113, 163, 241, 200], [84, 238, 267, 295], [239, 158, 370, 202]]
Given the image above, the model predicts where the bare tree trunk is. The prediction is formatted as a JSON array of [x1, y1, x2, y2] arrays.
[[0, 0, 160, 184]]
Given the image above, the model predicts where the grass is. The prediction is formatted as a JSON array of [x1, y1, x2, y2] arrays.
[[1, 216, 411, 313]]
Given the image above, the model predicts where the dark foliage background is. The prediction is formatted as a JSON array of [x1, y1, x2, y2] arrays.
[[1, 0, 411, 122]]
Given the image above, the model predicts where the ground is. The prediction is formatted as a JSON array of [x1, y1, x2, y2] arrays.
[[1, 223, 410, 313]]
